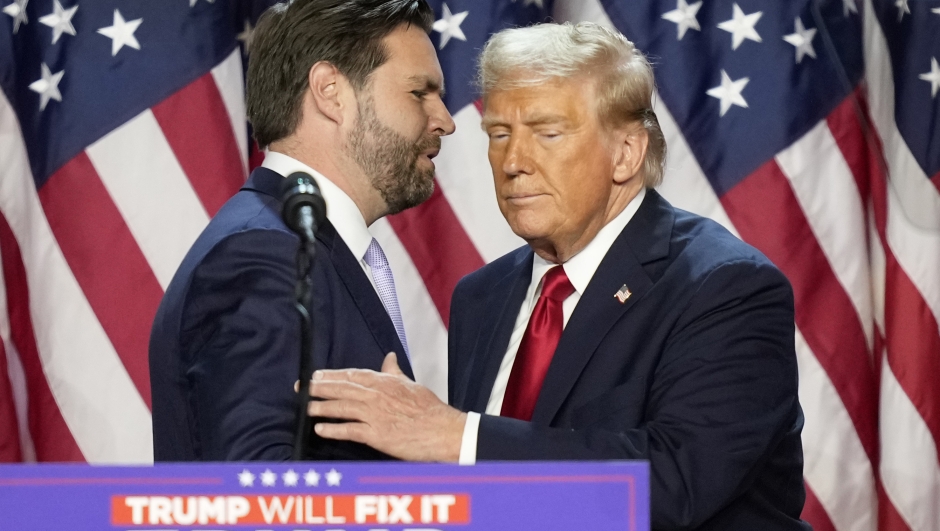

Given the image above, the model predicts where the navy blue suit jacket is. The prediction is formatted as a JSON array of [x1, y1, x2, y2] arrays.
[[150, 167, 413, 461], [448, 190, 810, 530]]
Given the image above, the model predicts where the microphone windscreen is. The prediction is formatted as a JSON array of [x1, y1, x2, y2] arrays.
[[280, 172, 327, 232]]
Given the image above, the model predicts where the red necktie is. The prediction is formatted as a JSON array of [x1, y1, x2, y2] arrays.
[[501, 266, 575, 421]]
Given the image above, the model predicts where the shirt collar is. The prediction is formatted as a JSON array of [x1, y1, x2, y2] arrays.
[[531, 187, 647, 296], [261, 151, 374, 261]]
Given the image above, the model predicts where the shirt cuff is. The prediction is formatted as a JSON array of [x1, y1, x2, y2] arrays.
[[458, 412, 481, 465]]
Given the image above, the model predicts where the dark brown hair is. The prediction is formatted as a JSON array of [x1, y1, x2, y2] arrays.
[[246, 0, 434, 148]]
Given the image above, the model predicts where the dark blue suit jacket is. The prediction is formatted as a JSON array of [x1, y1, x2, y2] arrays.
[[150, 167, 413, 461], [448, 190, 810, 530]]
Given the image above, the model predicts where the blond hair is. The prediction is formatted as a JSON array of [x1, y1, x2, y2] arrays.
[[477, 22, 666, 187]]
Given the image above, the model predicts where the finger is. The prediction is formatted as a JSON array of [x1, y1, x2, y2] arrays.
[[308, 379, 375, 401], [313, 367, 389, 386], [293, 380, 299, 393], [314, 421, 371, 445], [307, 398, 368, 421], [381, 352, 405, 377]]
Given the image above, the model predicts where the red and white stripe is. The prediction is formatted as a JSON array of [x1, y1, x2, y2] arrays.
[[0, 50, 247, 464], [0, 241, 29, 462], [862, 1, 940, 529]]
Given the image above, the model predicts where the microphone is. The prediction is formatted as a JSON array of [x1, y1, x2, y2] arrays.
[[280, 172, 327, 243]]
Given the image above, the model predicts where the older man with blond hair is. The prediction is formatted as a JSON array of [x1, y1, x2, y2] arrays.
[[306, 22, 810, 531]]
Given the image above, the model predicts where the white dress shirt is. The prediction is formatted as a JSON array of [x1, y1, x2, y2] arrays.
[[261, 151, 380, 293], [458, 188, 647, 465]]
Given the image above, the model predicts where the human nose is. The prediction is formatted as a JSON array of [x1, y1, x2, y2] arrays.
[[428, 97, 456, 136], [502, 134, 533, 177]]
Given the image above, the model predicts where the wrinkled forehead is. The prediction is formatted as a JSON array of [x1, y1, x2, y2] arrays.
[[481, 75, 601, 120]]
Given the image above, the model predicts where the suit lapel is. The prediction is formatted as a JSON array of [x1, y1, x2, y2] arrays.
[[465, 249, 533, 412], [531, 190, 675, 424], [319, 222, 415, 380], [244, 168, 415, 379]]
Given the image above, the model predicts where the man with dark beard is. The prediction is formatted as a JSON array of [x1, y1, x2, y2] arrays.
[[148, 0, 454, 461]]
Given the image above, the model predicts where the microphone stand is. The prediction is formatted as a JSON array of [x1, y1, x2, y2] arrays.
[[281, 173, 326, 461], [291, 215, 317, 461]]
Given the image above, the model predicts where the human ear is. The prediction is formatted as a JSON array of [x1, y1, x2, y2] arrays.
[[307, 61, 348, 125], [612, 126, 649, 184]]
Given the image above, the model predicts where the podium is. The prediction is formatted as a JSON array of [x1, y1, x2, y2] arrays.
[[0, 461, 648, 530]]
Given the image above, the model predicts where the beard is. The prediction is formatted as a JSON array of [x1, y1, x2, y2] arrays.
[[346, 94, 439, 215]]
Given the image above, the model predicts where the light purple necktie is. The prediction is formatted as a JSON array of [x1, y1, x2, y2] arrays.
[[364, 238, 410, 360]]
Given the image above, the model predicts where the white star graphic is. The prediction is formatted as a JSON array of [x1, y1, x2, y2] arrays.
[[29, 63, 64, 111], [661, 0, 702, 41], [237, 469, 256, 487], [432, 3, 468, 50], [282, 469, 299, 487], [706, 70, 750, 117], [260, 469, 277, 487], [97, 9, 143, 57], [189, 0, 215, 7], [325, 468, 342, 487], [513, 0, 544, 7], [237, 19, 254, 56], [895, 0, 910, 21], [920, 57, 940, 98], [717, 3, 763, 51], [843, 0, 858, 16], [303, 469, 321, 487], [2, 0, 28, 34], [783, 18, 817, 64], [933, 7, 940, 15], [39, 0, 77, 44]]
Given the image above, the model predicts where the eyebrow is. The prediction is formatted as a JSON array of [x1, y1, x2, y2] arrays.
[[481, 113, 569, 128], [407, 75, 445, 97]]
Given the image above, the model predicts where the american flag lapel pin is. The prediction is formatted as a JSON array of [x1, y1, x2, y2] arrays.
[[614, 284, 632, 304]]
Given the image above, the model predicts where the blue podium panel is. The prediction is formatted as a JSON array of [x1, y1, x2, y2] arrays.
[[0, 461, 648, 530]]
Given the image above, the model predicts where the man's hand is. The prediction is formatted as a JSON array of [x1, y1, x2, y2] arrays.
[[307, 353, 467, 462]]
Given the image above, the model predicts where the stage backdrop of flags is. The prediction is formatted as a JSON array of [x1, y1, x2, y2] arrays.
[[1, 0, 938, 529]]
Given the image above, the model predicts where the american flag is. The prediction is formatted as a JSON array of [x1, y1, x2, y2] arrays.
[[0, 0, 278, 462], [1, 0, 938, 530]]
